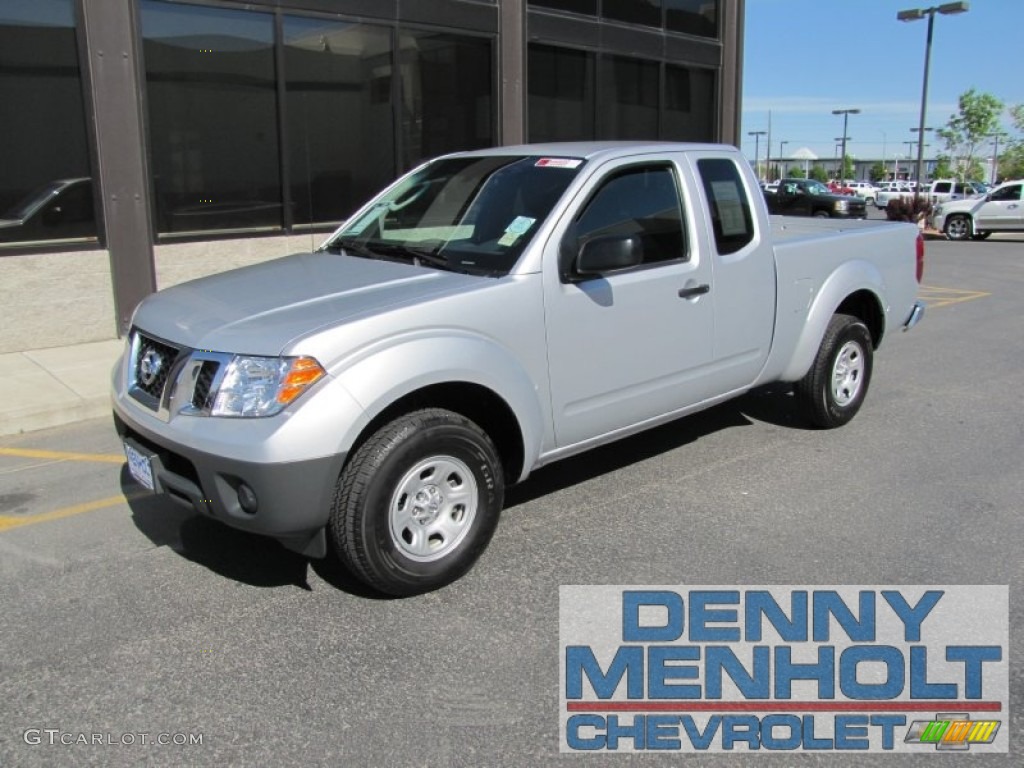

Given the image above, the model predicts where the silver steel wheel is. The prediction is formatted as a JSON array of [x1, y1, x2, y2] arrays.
[[389, 455, 478, 562], [831, 340, 865, 407], [945, 215, 971, 240]]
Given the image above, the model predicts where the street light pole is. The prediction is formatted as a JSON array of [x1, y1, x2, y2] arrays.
[[987, 133, 1000, 184], [778, 140, 789, 179], [898, 2, 970, 200], [748, 130, 767, 180], [832, 108, 860, 182]]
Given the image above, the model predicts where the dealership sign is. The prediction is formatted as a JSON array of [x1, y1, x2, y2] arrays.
[[559, 586, 1007, 753]]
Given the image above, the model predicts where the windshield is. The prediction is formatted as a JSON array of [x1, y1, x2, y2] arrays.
[[804, 180, 830, 195], [324, 155, 584, 276]]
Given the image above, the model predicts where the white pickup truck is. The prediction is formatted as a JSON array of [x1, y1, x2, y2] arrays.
[[112, 142, 925, 595]]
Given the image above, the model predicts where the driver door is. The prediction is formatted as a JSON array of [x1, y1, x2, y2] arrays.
[[542, 158, 716, 447]]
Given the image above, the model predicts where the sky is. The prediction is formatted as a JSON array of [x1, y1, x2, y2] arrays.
[[741, 0, 1022, 171]]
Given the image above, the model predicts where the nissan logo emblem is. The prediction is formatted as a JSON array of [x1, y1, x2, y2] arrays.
[[138, 349, 163, 387]]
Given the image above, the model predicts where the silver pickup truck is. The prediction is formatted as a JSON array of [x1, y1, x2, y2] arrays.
[[112, 142, 925, 595]]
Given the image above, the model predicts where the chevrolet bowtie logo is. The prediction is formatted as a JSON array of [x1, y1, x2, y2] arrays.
[[904, 713, 1000, 751]]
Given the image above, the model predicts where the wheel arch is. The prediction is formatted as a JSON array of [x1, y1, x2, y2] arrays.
[[779, 261, 887, 382], [351, 382, 527, 487]]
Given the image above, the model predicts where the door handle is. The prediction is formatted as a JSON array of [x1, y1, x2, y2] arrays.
[[678, 284, 710, 299]]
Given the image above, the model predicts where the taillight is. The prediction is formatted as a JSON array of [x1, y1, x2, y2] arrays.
[[915, 233, 925, 283]]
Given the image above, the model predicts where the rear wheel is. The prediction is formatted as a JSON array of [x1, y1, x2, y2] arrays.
[[329, 408, 504, 596], [944, 214, 972, 241], [796, 314, 873, 428]]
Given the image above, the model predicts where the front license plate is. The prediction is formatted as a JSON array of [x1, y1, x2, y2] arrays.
[[124, 442, 155, 491]]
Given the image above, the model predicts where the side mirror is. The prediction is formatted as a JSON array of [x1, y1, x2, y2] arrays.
[[575, 234, 643, 277]]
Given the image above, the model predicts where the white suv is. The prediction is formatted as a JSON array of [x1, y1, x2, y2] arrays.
[[846, 181, 879, 204]]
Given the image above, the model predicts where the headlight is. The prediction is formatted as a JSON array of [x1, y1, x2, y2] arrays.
[[211, 355, 325, 417], [833, 200, 849, 212]]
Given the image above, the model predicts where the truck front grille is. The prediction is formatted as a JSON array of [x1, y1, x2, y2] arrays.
[[130, 332, 183, 409], [191, 360, 220, 411]]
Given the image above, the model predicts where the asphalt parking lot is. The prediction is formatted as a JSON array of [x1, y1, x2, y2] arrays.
[[1, 231, 1021, 766]]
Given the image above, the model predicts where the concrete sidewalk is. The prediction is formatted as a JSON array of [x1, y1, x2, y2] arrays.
[[0, 339, 123, 437]]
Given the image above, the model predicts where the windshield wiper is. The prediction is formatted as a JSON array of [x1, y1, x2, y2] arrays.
[[324, 237, 380, 260], [363, 241, 454, 271]]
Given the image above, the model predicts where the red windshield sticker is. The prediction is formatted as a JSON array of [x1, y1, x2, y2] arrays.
[[536, 158, 582, 169]]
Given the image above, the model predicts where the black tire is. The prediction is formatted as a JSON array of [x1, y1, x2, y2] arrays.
[[329, 408, 504, 596], [796, 314, 873, 428], [971, 230, 991, 240], [813, 210, 830, 218], [944, 214, 972, 241]]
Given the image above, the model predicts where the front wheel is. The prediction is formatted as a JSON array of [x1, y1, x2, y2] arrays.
[[944, 214, 973, 241], [813, 210, 830, 218], [329, 408, 504, 596], [971, 230, 991, 240], [796, 314, 873, 428]]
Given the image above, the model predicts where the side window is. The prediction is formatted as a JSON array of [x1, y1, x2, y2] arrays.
[[572, 165, 686, 266], [990, 184, 1021, 202], [697, 158, 754, 255], [934, 182, 951, 194]]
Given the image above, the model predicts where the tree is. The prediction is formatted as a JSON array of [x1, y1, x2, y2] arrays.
[[809, 165, 828, 182], [787, 165, 806, 179], [869, 163, 886, 183], [998, 104, 1024, 181], [936, 89, 1005, 182], [840, 155, 855, 180], [931, 155, 954, 180]]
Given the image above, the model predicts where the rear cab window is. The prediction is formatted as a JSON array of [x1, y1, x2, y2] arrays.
[[696, 158, 755, 255]]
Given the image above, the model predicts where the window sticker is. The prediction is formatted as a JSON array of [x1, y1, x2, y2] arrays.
[[496, 215, 536, 247], [536, 158, 582, 169], [506, 215, 535, 236], [710, 181, 747, 237]]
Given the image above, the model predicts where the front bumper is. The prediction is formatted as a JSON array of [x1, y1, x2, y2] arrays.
[[114, 409, 345, 558]]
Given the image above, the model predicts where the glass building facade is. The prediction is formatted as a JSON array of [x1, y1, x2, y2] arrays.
[[0, 0, 742, 347]]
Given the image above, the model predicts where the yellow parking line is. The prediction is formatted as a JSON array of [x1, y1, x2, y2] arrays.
[[918, 285, 990, 309], [0, 447, 124, 464], [0, 493, 144, 533]]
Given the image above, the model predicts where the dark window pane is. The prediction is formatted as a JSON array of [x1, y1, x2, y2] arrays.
[[398, 31, 494, 170], [598, 55, 659, 140], [665, 0, 717, 37], [603, 0, 661, 28], [662, 64, 715, 141], [574, 165, 686, 265], [528, 44, 595, 142], [141, 1, 281, 235], [697, 158, 753, 255], [284, 18, 394, 226], [0, 0, 97, 245], [528, 0, 598, 14]]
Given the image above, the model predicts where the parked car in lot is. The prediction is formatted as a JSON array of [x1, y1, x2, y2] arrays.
[[930, 180, 1024, 240], [925, 179, 987, 205], [765, 178, 867, 218], [112, 142, 923, 595], [846, 181, 880, 204], [875, 182, 915, 210]]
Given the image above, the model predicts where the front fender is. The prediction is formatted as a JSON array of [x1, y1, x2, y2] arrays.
[[330, 330, 546, 480], [780, 259, 886, 382]]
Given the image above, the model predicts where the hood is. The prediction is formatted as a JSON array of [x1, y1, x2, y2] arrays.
[[132, 251, 483, 355]]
